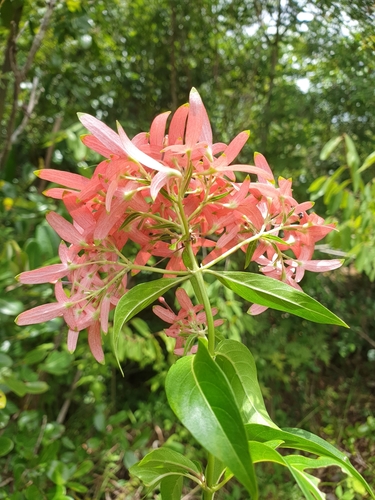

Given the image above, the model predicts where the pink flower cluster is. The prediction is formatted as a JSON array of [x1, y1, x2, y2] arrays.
[[16, 88, 342, 360], [154, 289, 224, 355]]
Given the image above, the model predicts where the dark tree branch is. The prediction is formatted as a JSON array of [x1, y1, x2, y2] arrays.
[[0, 0, 58, 172]]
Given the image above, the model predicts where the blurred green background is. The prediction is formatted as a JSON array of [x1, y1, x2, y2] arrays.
[[0, 0, 374, 498]]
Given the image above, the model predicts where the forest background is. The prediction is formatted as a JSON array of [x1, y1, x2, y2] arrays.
[[0, 0, 375, 498]]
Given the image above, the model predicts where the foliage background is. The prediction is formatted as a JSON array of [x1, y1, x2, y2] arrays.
[[0, 0, 374, 498]]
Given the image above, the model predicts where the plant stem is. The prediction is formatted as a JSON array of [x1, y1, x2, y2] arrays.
[[176, 191, 217, 498], [203, 453, 216, 500]]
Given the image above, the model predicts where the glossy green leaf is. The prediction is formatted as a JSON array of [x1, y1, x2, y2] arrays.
[[0, 353, 13, 368], [320, 136, 343, 160], [249, 441, 330, 500], [24, 381, 49, 394], [344, 134, 360, 171], [2, 376, 27, 397], [308, 175, 327, 194], [24, 239, 43, 270], [40, 351, 72, 375], [284, 455, 344, 500], [0, 437, 14, 457], [23, 348, 49, 365], [358, 151, 375, 174], [0, 298, 23, 316], [160, 475, 184, 500], [71, 460, 94, 479], [66, 482, 88, 493], [245, 424, 375, 499], [129, 447, 201, 487], [208, 271, 347, 327], [320, 135, 342, 160], [166, 340, 258, 498], [215, 340, 277, 428], [113, 277, 186, 368], [244, 240, 258, 269]]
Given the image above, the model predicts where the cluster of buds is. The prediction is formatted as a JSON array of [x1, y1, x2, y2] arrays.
[[16, 89, 342, 360]]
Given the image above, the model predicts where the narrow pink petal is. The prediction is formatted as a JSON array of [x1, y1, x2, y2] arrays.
[[185, 88, 204, 148], [131, 131, 149, 147], [105, 179, 118, 212], [43, 188, 78, 199], [117, 121, 178, 174], [215, 131, 250, 167], [100, 295, 111, 333], [46, 212, 84, 245], [18, 264, 68, 284], [150, 171, 170, 200], [248, 304, 268, 316], [217, 225, 238, 249], [293, 201, 314, 213], [88, 322, 104, 363], [67, 329, 79, 353], [199, 98, 213, 145], [54, 281, 68, 302], [168, 104, 189, 144], [16, 303, 65, 325], [94, 199, 127, 240], [149, 111, 171, 146], [254, 152, 275, 183], [153, 305, 176, 324], [303, 259, 343, 272], [80, 134, 114, 158], [212, 142, 227, 155], [35, 169, 89, 189], [218, 165, 274, 180], [176, 288, 193, 311], [78, 113, 125, 156]]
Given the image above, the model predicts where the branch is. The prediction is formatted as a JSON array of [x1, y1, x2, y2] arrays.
[[20, 0, 58, 80], [0, 0, 57, 170], [11, 76, 40, 144]]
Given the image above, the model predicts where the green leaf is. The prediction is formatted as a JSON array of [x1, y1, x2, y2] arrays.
[[166, 340, 258, 498], [23, 348, 49, 365], [320, 136, 343, 160], [40, 351, 72, 375], [357, 151, 375, 174], [344, 134, 361, 193], [129, 447, 201, 487], [0, 298, 24, 316], [308, 175, 327, 194], [249, 441, 328, 499], [71, 460, 94, 479], [24, 239, 43, 270], [0, 353, 13, 368], [160, 475, 184, 500], [262, 234, 290, 245], [245, 424, 375, 499], [24, 381, 49, 394], [113, 277, 186, 369], [344, 134, 360, 171], [284, 455, 344, 500], [2, 376, 27, 397], [215, 340, 277, 428], [47, 460, 72, 485], [0, 436, 14, 457], [244, 240, 258, 269], [66, 482, 88, 493], [208, 271, 347, 327]]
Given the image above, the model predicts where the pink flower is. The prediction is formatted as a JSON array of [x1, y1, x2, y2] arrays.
[[153, 289, 223, 355], [16, 87, 343, 361]]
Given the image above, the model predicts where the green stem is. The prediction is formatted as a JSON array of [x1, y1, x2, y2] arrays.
[[203, 454, 216, 500], [176, 194, 217, 499], [200, 223, 301, 271]]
